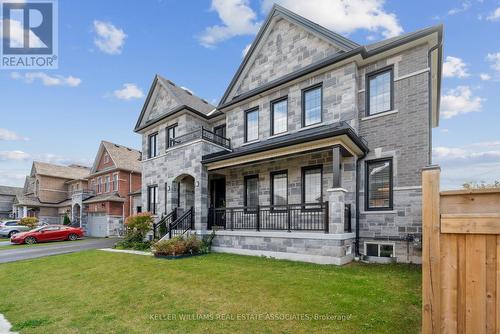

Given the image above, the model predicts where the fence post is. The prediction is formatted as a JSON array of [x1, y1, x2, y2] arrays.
[[422, 166, 441, 334], [256, 205, 260, 231], [324, 201, 329, 234], [230, 208, 233, 231], [168, 222, 172, 239], [287, 205, 291, 232]]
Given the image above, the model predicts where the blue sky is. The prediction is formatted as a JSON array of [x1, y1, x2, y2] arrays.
[[0, 0, 499, 190]]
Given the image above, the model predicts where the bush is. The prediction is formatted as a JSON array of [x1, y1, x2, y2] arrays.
[[114, 239, 152, 251], [152, 234, 204, 256], [63, 214, 71, 226], [19, 217, 38, 229], [124, 212, 154, 242]]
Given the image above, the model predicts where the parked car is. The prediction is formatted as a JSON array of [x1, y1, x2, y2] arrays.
[[0, 220, 19, 228], [0, 221, 29, 238], [10, 225, 83, 244]]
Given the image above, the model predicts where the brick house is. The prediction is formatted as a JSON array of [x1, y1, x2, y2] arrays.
[[135, 5, 442, 264], [79, 141, 142, 237], [14, 162, 90, 224]]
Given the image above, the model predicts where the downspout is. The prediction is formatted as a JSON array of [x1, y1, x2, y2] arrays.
[[427, 39, 443, 165], [129, 172, 133, 216]]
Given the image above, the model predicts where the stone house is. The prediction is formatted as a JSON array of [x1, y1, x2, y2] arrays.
[[135, 5, 443, 264], [0, 186, 23, 219], [78, 141, 142, 237], [14, 162, 90, 224]]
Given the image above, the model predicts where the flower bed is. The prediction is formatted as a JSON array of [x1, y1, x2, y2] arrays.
[[152, 232, 215, 259]]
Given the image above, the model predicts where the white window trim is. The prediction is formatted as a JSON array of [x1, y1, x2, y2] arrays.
[[364, 242, 395, 257], [113, 173, 119, 192], [97, 177, 102, 193], [105, 175, 110, 193]]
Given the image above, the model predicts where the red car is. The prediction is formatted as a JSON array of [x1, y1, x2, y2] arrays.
[[10, 225, 83, 245]]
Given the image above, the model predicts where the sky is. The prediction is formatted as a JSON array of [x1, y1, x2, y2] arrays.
[[0, 0, 499, 190]]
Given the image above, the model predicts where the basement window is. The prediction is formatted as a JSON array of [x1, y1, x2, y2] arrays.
[[365, 242, 394, 257]]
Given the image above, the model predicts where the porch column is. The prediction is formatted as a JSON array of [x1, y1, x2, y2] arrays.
[[332, 146, 342, 189], [22, 206, 28, 218], [327, 188, 346, 233]]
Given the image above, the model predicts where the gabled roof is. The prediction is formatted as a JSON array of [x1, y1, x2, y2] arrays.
[[218, 4, 360, 107], [82, 192, 126, 204], [0, 185, 23, 197], [32, 161, 90, 180], [134, 75, 221, 132], [90, 141, 142, 174]]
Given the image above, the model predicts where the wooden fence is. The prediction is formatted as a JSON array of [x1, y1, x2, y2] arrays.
[[422, 166, 500, 333]]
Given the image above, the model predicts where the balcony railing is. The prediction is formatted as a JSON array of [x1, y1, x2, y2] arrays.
[[207, 202, 329, 233], [169, 127, 231, 150]]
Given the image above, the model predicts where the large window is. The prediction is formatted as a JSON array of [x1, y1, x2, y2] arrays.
[[213, 124, 226, 138], [105, 175, 110, 192], [113, 173, 118, 191], [302, 166, 323, 205], [244, 175, 259, 208], [271, 98, 287, 135], [166, 124, 177, 149], [244, 108, 259, 142], [367, 67, 393, 115], [302, 84, 322, 127], [270, 171, 287, 209], [365, 158, 393, 210], [148, 133, 158, 158], [97, 177, 102, 193], [366, 242, 394, 258], [147, 185, 158, 214]]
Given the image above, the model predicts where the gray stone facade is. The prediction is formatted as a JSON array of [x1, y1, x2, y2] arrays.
[[135, 11, 438, 265]]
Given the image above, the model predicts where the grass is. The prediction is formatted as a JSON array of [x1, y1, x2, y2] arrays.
[[0, 251, 421, 333]]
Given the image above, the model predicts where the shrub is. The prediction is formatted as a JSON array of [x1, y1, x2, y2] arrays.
[[200, 230, 216, 254], [114, 239, 152, 251], [124, 212, 154, 242], [63, 214, 71, 226], [152, 234, 204, 257], [19, 217, 38, 229]]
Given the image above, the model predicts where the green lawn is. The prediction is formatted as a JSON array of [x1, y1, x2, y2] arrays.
[[0, 251, 421, 334]]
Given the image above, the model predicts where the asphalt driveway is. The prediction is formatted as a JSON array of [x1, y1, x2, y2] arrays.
[[0, 238, 119, 263]]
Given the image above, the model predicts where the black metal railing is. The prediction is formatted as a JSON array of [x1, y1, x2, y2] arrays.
[[344, 204, 351, 233], [169, 127, 231, 150], [207, 202, 329, 233], [152, 208, 177, 240], [167, 207, 194, 239]]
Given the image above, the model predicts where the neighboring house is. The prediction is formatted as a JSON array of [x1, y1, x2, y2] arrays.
[[14, 162, 91, 224], [80, 141, 142, 237], [0, 186, 23, 219], [134, 5, 442, 264]]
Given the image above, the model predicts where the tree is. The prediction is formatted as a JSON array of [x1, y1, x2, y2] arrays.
[[63, 214, 71, 226], [462, 180, 500, 189]]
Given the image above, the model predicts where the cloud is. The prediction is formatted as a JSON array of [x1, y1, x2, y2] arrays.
[[241, 43, 251, 57], [199, 0, 261, 47], [0, 129, 28, 141], [11, 72, 81, 87], [0, 169, 28, 187], [0, 150, 31, 161], [486, 52, 500, 75], [0, 18, 46, 48], [447, 2, 471, 16], [487, 7, 500, 21], [442, 56, 469, 78], [262, 0, 403, 38], [440, 86, 484, 119], [480, 73, 491, 81], [93, 20, 127, 54], [433, 142, 500, 189], [113, 83, 144, 100]]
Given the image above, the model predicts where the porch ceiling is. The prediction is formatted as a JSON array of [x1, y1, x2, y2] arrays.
[[202, 123, 368, 171]]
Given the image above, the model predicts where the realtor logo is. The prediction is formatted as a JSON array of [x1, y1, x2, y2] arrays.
[[1, 0, 58, 69]]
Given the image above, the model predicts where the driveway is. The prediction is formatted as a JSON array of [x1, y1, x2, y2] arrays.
[[0, 238, 118, 263]]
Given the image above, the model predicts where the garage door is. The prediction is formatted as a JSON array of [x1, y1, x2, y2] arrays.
[[87, 214, 108, 237]]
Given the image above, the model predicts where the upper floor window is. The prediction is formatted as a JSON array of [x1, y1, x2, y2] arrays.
[[365, 158, 393, 210], [148, 133, 158, 158], [271, 98, 288, 135], [103, 152, 109, 163], [244, 175, 259, 208], [113, 173, 118, 191], [166, 124, 177, 149], [105, 175, 110, 192], [302, 84, 322, 127], [271, 171, 287, 209], [91, 180, 96, 192], [244, 108, 259, 142], [147, 185, 158, 214], [302, 166, 322, 205], [213, 124, 226, 138], [97, 177, 102, 193], [367, 67, 393, 115]]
